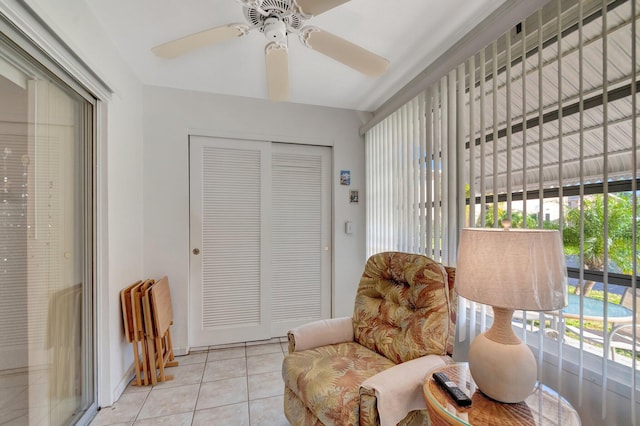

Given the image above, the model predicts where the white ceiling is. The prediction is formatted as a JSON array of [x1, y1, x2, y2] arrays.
[[84, 0, 507, 111]]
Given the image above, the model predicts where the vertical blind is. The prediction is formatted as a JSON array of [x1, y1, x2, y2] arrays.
[[365, 0, 639, 422], [366, 90, 461, 266]]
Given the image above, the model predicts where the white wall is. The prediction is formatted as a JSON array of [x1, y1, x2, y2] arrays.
[[11, 0, 146, 406], [142, 86, 367, 353]]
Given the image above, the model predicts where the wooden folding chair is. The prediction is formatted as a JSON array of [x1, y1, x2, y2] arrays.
[[143, 276, 178, 384], [131, 279, 155, 385], [121, 280, 143, 385]]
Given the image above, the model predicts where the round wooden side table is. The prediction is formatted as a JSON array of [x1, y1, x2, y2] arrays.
[[423, 363, 581, 426]]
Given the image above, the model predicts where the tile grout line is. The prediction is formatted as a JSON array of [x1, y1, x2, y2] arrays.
[[131, 380, 152, 425], [190, 353, 210, 426]]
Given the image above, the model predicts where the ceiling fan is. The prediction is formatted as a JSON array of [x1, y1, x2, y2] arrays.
[[151, 0, 390, 102]]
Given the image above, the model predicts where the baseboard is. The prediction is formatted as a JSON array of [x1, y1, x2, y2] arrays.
[[173, 346, 189, 356], [111, 362, 136, 406]]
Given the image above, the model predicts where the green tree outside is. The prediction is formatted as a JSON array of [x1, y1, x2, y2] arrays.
[[477, 203, 554, 230], [562, 193, 637, 295]]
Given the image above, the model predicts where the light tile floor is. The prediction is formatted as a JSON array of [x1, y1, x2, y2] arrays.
[[91, 338, 290, 426]]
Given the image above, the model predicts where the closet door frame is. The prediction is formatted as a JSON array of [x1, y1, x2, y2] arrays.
[[188, 134, 332, 346]]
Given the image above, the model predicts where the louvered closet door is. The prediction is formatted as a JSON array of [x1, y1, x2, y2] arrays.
[[189, 136, 331, 346], [270, 143, 331, 336], [189, 136, 271, 345]]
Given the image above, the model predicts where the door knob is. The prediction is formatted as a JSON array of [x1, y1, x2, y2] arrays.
[[193, 248, 200, 255]]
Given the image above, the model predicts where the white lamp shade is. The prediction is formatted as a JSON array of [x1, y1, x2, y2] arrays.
[[456, 228, 568, 311]]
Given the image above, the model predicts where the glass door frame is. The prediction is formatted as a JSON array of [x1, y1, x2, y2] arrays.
[[0, 12, 100, 425]]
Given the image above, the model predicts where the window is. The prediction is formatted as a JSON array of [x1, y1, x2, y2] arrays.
[[366, 0, 638, 420]]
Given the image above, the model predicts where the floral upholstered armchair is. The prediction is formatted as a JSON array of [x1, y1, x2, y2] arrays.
[[282, 252, 457, 426]]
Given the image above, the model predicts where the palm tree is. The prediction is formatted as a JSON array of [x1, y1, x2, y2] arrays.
[[563, 193, 636, 295]]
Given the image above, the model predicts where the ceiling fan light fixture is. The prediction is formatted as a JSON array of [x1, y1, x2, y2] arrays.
[[263, 17, 287, 42], [265, 42, 290, 102]]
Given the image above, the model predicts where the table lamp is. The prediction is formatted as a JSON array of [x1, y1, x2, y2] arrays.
[[455, 222, 568, 403]]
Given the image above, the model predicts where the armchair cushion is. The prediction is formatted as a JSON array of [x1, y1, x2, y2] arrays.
[[283, 342, 395, 426], [353, 252, 453, 363]]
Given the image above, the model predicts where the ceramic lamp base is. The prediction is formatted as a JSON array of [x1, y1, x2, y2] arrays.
[[468, 308, 538, 403]]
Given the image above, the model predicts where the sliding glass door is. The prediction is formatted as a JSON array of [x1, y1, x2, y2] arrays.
[[0, 35, 94, 425]]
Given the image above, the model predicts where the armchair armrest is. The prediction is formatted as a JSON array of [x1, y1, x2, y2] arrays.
[[287, 317, 353, 353], [361, 355, 450, 426]]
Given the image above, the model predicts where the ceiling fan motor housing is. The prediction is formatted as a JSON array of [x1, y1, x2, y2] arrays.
[[243, 0, 305, 35], [264, 17, 287, 42]]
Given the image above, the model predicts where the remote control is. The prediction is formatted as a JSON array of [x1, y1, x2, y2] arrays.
[[432, 372, 472, 407]]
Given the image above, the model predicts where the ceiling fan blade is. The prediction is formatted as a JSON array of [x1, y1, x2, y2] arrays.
[[152, 24, 250, 59], [294, 0, 351, 16], [265, 42, 290, 102], [300, 27, 389, 77]]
